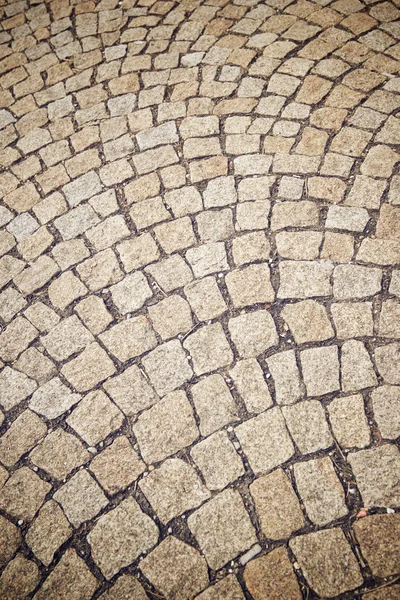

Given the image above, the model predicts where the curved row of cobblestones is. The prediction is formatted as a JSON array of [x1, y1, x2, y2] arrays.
[[0, 0, 399, 597]]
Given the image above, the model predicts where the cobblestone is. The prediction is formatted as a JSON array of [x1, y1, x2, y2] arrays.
[[0, 0, 399, 595]]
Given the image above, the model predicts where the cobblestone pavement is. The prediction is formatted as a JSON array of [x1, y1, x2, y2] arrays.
[[0, 0, 400, 598]]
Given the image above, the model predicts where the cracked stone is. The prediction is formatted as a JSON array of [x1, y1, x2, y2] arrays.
[[230, 358, 272, 414]]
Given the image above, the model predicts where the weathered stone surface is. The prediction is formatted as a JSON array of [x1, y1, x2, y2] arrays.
[[41, 315, 93, 362], [278, 261, 333, 299], [184, 276, 227, 321], [191, 431, 244, 491], [103, 364, 159, 417], [289, 529, 363, 598], [0, 553, 39, 600], [244, 547, 302, 600], [76, 249, 123, 292], [225, 263, 274, 308], [341, 340, 377, 392], [283, 400, 332, 453], [0, 516, 21, 569], [235, 408, 294, 474], [281, 300, 334, 343], [371, 385, 400, 439], [267, 350, 303, 406], [142, 340, 193, 397], [100, 317, 157, 362], [333, 265, 382, 299], [1, 2, 399, 593], [98, 575, 149, 600], [184, 323, 233, 375], [230, 359, 272, 413], [0, 409, 46, 467], [353, 514, 400, 578], [54, 470, 108, 527], [145, 255, 193, 292], [196, 576, 245, 600], [0, 316, 38, 362], [348, 444, 400, 508], [375, 343, 400, 385], [228, 311, 278, 358], [186, 242, 228, 278], [61, 343, 116, 392], [294, 457, 348, 525], [378, 299, 400, 339], [90, 436, 145, 495], [110, 272, 152, 315], [0, 467, 51, 521], [139, 458, 210, 523], [250, 469, 304, 540], [133, 390, 199, 464], [331, 302, 373, 338], [27, 374, 76, 417], [148, 295, 193, 340], [88, 497, 159, 579], [0, 367, 37, 411], [26, 501, 72, 566], [191, 374, 239, 436], [188, 489, 257, 571], [140, 537, 209, 600], [34, 549, 99, 600], [328, 394, 371, 448], [300, 345, 340, 397], [30, 428, 89, 480], [67, 390, 124, 446]]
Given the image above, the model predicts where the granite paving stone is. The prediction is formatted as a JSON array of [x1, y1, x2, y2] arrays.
[[0, 0, 399, 594]]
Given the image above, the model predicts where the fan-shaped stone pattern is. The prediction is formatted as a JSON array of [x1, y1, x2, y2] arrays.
[[0, 0, 399, 597]]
